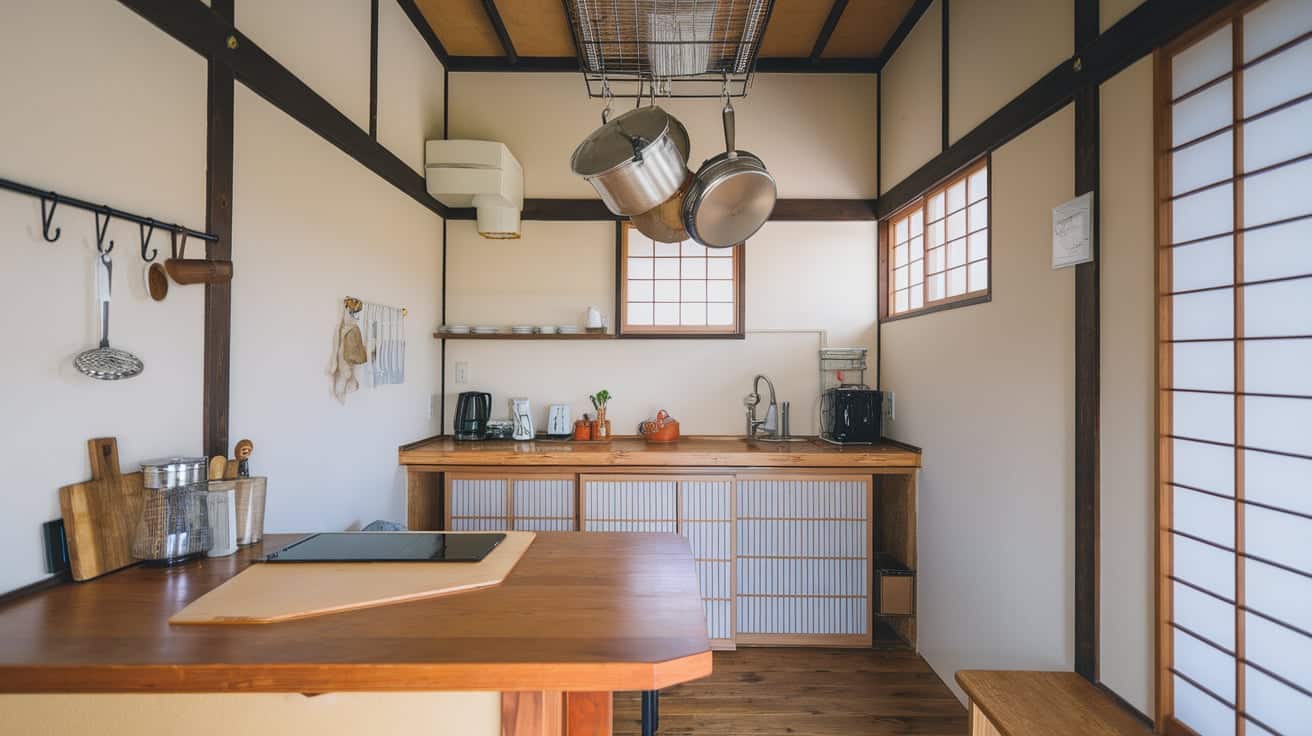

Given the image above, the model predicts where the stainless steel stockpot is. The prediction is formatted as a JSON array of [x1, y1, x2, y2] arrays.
[[571, 106, 690, 217]]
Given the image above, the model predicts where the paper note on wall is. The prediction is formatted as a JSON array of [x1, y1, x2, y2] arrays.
[[1052, 192, 1094, 269]]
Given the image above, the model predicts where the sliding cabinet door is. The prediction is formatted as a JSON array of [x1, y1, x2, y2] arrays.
[[1158, 2, 1312, 733]]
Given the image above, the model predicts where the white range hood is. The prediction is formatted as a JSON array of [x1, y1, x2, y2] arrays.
[[425, 140, 523, 239]]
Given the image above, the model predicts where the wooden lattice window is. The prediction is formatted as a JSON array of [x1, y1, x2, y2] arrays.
[[1156, 1, 1312, 733], [619, 224, 744, 337], [881, 158, 991, 320]]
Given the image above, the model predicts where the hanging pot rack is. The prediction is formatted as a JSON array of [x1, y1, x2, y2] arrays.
[[0, 175, 219, 263], [563, 0, 774, 99]]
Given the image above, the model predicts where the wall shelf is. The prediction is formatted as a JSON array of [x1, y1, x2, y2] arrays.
[[434, 332, 615, 340]]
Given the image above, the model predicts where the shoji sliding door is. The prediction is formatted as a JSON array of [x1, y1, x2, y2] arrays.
[[1157, 1, 1312, 734]]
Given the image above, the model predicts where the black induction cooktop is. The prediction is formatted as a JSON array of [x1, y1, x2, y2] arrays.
[[264, 532, 505, 563]]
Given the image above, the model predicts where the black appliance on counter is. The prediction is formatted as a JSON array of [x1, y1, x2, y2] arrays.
[[453, 391, 492, 440], [820, 387, 883, 445]]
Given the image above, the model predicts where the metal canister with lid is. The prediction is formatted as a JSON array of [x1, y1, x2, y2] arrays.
[[132, 457, 212, 565]]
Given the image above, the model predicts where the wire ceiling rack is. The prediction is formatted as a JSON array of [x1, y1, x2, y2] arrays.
[[562, 0, 775, 98]]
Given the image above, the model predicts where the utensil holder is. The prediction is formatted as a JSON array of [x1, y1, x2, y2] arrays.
[[233, 476, 267, 545]]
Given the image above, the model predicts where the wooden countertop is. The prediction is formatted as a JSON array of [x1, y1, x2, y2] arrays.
[[398, 435, 922, 469], [0, 533, 711, 694], [956, 671, 1152, 735]]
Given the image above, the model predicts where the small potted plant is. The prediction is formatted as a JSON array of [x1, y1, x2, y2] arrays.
[[590, 390, 612, 440]]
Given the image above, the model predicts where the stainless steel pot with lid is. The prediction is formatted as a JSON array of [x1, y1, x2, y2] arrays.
[[682, 99, 777, 248], [571, 106, 689, 217], [141, 457, 208, 488]]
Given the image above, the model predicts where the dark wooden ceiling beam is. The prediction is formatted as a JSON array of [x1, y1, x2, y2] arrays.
[[755, 57, 877, 73], [874, 0, 934, 72], [396, 0, 450, 65], [810, 0, 850, 61], [446, 199, 877, 222], [446, 56, 577, 72], [481, 0, 519, 64]]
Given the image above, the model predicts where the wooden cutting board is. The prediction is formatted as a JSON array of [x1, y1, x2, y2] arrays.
[[171, 531, 535, 625], [58, 438, 145, 581]]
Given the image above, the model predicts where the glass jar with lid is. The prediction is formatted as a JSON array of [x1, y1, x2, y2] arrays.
[[133, 457, 212, 564]]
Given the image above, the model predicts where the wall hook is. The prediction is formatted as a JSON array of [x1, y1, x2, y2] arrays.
[[40, 193, 61, 242], [94, 208, 114, 256], [139, 219, 157, 262]]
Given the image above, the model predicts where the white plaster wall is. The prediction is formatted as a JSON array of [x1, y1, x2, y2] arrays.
[[230, 86, 442, 533], [948, 0, 1073, 144], [1098, 56, 1156, 718], [881, 107, 1076, 703], [0, 0, 207, 593], [880, 0, 943, 194], [448, 72, 878, 199], [377, 0, 446, 174], [444, 220, 878, 436], [236, 0, 373, 132]]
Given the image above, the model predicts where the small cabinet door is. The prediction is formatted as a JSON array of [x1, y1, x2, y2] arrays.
[[735, 475, 871, 645], [446, 473, 576, 531], [581, 475, 735, 649], [446, 475, 510, 531]]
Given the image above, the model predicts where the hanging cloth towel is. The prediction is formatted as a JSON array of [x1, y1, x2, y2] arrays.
[[330, 306, 365, 402]]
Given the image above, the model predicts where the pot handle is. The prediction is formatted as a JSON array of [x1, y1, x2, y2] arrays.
[[722, 100, 737, 159]]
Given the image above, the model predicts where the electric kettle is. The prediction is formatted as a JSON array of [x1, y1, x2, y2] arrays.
[[454, 391, 491, 440]]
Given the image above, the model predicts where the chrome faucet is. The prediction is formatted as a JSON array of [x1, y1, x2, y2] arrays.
[[745, 374, 779, 439]]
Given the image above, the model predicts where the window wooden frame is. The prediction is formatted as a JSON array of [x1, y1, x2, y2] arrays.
[[616, 224, 746, 339], [1155, 1, 1312, 733], [878, 157, 992, 322]]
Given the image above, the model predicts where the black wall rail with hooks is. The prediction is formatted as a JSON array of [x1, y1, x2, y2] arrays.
[[0, 176, 219, 263]]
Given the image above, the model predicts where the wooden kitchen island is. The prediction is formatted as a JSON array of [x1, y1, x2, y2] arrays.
[[0, 532, 708, 735], [399, 435, 923, 649]]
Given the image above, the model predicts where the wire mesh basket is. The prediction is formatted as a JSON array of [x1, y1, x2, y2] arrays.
[[563, 0, 774, 98]]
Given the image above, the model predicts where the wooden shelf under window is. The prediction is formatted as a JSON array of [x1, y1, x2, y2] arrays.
[[434, 332, 616, 340]]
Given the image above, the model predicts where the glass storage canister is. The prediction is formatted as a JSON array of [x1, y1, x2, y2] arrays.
[[133, 457, 212, 565]]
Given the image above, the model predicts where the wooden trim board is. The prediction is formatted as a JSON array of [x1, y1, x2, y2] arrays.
[[170, 531, 535, 624]]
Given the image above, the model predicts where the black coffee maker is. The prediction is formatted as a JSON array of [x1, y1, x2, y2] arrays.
[[453, 391, 491, 440]]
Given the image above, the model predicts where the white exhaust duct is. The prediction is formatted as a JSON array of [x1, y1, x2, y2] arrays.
[[425, 140, 523, 239]]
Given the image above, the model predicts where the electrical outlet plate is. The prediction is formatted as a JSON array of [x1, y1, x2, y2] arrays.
[[883, 391, 895, 422], [454, 361, 468, 384]]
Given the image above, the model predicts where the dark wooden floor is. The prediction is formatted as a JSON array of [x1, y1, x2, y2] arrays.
[[613, 648, 968, 735]]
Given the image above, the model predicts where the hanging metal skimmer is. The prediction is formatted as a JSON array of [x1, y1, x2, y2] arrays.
[[563, 0, 774, 98]]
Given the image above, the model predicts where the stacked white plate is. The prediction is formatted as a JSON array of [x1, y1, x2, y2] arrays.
[[557, 326, 580, 334], [472, 326, 499, 335], [511, 325, 534, 334], [446, 325, 470, 334], [535, 326, 557, 335]]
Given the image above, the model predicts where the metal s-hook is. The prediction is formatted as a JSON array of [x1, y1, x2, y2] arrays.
[[170, 227, 188, 260], [94, 208, 114, 256], [139, 219, 157, 262], [600, 76, 614, 124], [40, 194, 61, 242]]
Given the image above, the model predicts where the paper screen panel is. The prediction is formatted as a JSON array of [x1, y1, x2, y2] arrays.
[[1172, 236, 1235, 292], [1173, 80, 1233, 147], [1172, 184, 1234, 243], [1175, 580, 1236, 650], [1245, 557, 1312, 633], [1173, 23, 1232, 98], [1243, 0, 1312, 61], [1174, 533, 1236, 599], [1173, 487, 1236, 548], [1175, 627, 1237, 702], [1172, 340, 1235, 391], [1245, 451, 1312, 517], [1243, 98, 1312, 172], [512, 478, 576, 531], [1244, 665, 1312, 735], [1173, 131, 1234, 195], [449, 478, 510, 530], [1174, 673, 1236, 736], [1244, 395, 1312, 456], [1172, 438, 1236, 495], [1242, 158, 1312, 227], [1172, 390, 1235, 444], [1241, 37, 1312, 117], [1245, 612, 1312, 691], [1244, 278, 1312, 337], [1244, 219, 1312, 282], [1173, 288, 1234, 340]]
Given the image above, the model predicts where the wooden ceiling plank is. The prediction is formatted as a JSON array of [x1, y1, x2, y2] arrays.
[[396, 0, 450, 64], [810, 0, 851, 60], [418, 0, 504, 56], [821, 0, 916, 59], [759, 0, 835, 58], [498, 0, 577, 57], [874, 0, 933, 69]]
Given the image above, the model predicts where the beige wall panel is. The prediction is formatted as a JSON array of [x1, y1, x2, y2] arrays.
[[1101, 0, 1147, 32], [0, 0, 207, 593], [879, 0, 942, 195], [232, 88, 443, 534], [1097, 56, 1155, 719], [378, 0, 447, 174], [1, 692, 499, 736], [948, 0, 1073, 144], [881, 106, 1076, 703], [448, 73, 878, 198], [444, 220, 877, 436], [237, 0, 372, 131]]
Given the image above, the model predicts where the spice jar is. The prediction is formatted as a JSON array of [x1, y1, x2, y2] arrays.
[[133, 457, 212, 565]]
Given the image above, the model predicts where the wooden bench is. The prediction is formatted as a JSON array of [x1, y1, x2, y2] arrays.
[[956, 670, 1152, 736]]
